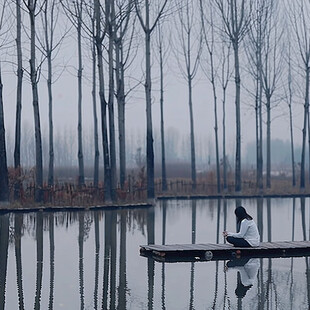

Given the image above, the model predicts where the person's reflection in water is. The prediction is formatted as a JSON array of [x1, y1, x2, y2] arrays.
[[225, 257, 260, 299]]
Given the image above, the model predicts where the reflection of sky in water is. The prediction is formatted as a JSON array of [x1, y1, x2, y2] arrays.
[[2, 198, 310, 309]]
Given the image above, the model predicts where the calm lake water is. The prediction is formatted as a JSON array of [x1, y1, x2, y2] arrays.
[[1, 197, 310, 309]]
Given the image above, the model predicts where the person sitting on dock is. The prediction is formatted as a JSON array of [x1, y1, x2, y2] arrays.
[[223, 206, 260, 247]]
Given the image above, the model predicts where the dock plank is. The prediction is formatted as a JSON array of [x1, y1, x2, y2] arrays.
[[140, 241, 310, 262]]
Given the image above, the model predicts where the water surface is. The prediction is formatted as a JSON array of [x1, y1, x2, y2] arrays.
[[1, 197, 310, 309]]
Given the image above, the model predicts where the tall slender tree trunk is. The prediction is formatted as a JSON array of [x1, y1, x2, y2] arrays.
[[92, 41, 99, 188], [289, 101, 295, 186], [14, 0, 23, 200], [308, 112, 310, 184], [115, 40, 126, 190], [136, 0, 167, 201], [44, 0, 56, 188], [108, 0, 117, 201], [0, 67, 8, 202], [29, 1, 43, 202], [233, 43, 242, 192], [145, 27, 155, 199], [255, 30, 264, 190], [47, 47, 54, 186], [210, 59, 221, 193], [159, 24, 167, 192], [95, 0, 112, 202], [300, 68, 309, 189], [77, 12, 85, 187], [288, 58, 296, 186], [266, 97, 271, 188], [221, 46, 229, 192], [222, 93, 227, 191], [188, 77, 196, 190], [47, 55, 54, 186], [258, 79, 263, 190]]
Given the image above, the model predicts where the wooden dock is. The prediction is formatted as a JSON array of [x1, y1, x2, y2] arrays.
[[140, 241, 310, 262]]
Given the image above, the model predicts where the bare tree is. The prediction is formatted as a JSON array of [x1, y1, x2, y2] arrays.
[[261, 0, 283, 188], [14, 0, 23, 199], [90, 6, 99, 188], [200, 0, 221, 193], [0, 1, 9, 202], [214, 0, 253, 192], [135, 0, 168, 200], [94, 0, 112, 202], [173, 0, 202, 191], [0, 65, 8, 202], [114, 0, 134, 190], [39, 0, 66, 187], [61, 0, 85, 187], [156, 18, 169, 191], [289, 0, 310, 189], [245, 0, 268, 191], [284, 41, 296, 187], [220, 41, 232, 192], [23, 0, 45, 202], [80, 0, 113, 199]]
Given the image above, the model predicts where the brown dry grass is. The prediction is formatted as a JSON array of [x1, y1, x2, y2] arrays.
[[4, 166, 310, 209]]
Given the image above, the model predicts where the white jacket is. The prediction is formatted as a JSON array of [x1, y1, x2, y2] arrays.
[[227, 219, 260, 247]]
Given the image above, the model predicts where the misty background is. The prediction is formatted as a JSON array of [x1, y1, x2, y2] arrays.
[[0, 0, 306, 181]]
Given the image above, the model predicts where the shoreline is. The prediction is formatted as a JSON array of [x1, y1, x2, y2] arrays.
[[1, 192, 310, 213]]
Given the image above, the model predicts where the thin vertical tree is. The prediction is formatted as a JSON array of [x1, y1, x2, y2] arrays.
[[90, 7, 99, 188], [220, 41, 231, 192], [61, 0, 85, 187], [24, 0, 45, 202], [40, 0, 66, 187], [156, 18, 168, 192], [214, 0, 253, 192], [107, 0, 117, 201], [114, 0, 135, 190], [289, 0, 310, 189], [200, 0, 221, 193], [261, 0, 283, 189], [14, 0, 23, 199], [0, 65, 8, 202], [284, 41, 296, 187], [0, 2, 9, 202], [94, 0, 112, 202], [82, 0, 111, 197], [245, 0, 267, 191], [135, 0, 168, 200], [173, 0, 202, 191]]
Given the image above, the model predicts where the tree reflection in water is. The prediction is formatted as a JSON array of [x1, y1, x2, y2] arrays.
[[0, 198, 310, 309]]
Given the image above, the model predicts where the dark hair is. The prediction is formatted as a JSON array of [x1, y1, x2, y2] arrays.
[[235, 206, 252, 231]]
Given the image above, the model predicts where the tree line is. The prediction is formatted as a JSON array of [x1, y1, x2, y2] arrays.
[[0, 0, 309, 203]]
